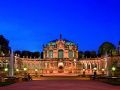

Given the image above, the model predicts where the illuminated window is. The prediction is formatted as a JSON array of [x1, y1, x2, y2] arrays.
[[58, 50, 64, 58], [49, 50, 53, 58], [69, 50, 73, 58]]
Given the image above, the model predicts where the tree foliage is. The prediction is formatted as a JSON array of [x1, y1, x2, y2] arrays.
[[14, 50, 40, 58], [78, 51, 84, 59], [0, 35, 11, 56], [98, 42, 116, 56]]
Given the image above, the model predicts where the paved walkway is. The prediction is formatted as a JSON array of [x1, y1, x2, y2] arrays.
[[0, 80, 120, 90]]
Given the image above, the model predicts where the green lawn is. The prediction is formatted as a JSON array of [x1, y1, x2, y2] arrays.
[[0, 82, 14, 86], [104, 80, 120, 86]]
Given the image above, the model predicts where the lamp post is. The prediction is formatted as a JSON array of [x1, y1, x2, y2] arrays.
[[35, 69, 38, 77], [23, 67, 27, 77], [112, 66, 116, 77], [94, 67, 97, 71], [101, 68, 105, 75], [83, 69, 85, 76], [16, 69, 19, 72], [93, 67, 97, 79], [4, 68, 8, 72], [16, 69, 19, 76], [4, 68, 8, 76], [23, 67, 27, 71]]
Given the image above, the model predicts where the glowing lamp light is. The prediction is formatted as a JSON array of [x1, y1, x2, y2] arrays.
[[35, 69, 38, 72], [16, 69, 19, 72], [102, 68, 105, 71], [112, 67, 116, 71], [4, 68, 8, 72], [83, 69, 85, 72], [23, 68, 27, 71], [94, 67, 97, 71]]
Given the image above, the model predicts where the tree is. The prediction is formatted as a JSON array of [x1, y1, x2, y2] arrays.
[[84, 51, 91, 58], [14, 50, 22, 56], [78, 51, 84, 59], [0, 35, 11, 56], [41, 52, 43, 59], [98, 42, 116, 56], [32, 52, 40, 58], [90, 51, 97, 58], [21, 51, 32, 58]]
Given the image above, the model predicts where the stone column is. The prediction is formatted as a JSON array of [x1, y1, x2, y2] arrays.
[[90, 63, 91, 70]]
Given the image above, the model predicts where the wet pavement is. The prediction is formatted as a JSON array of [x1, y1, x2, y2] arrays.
[[0, 80, 120, 90]]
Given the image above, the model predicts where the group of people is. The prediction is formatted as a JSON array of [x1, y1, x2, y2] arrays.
[[27, 73, 32, 80]]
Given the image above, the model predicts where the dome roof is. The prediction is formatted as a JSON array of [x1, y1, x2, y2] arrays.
[[45, 34, 77, 47], [47, 38, 76, 46]]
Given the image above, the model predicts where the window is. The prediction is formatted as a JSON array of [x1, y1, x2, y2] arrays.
[[74, 51, 76, 58], [69, 50, 73, 58], [49, 50, 53, 58], [58, 50, 64, 58]]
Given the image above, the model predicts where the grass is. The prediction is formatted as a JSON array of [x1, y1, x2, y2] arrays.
[[104, 80, 120, 86], [0, 82, 15, 86]]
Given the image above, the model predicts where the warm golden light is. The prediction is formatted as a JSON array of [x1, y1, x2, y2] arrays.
[[23, 67, 27, 71], [102, 68, 105, 71], [35, 69, 38, 72], [112, 67, 116, 71], [16, 69, 19, 72], [83, 69, 85, 71], [94, 67, 97, 71], [4, 68, 8, 72]]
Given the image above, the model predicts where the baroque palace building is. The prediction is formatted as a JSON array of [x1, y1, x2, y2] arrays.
[[1, 35, 120, 76], [14, 35, 109, 76], [43, 34, 78, 59]]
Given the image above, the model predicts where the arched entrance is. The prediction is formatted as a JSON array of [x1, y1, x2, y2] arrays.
[[58, 62, 64, 73], [58, 49, 64, 58]]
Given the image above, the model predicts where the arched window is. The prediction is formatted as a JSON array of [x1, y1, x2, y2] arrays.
[[91, 63, 94, 69], [83, 63, 85, 69], [58, 49, 64, 58], [49, 50, 53, 58], [69, 50, 73, 58], [45, 51, 47, 58], [74, 51, 76, 58], [87, 64, 90, 69], [94, 63, 97, 68]]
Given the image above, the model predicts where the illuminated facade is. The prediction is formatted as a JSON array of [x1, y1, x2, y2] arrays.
[[1, 35, 120, 77], [43, 35, 78, 59], [14, 35, 107, 76]]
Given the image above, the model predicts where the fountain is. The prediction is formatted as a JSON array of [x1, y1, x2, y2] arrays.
[[9, 50, 14, 77], [6, 50, 16, 82], [105, 52, 109, 76]]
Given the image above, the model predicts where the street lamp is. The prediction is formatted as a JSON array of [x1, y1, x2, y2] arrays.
[[35, 69, 38, 72], [16, 69, 19, 72], [101, 68, 105, 75], [23, 67, 27, 71], [93, 67, 97, 79], [112, 66, 116, 77], [82, 69, 85, 76], [35, 69, 38, 77], [102, 68, 105, 71], [83, 69, 85, 72], [4, 68, 8, 76], [16, 69, 19, 76], [112, 67, 116, 71], [94, 67, 97, 71], [4, 68, 8, 72], [23, 67, 27, 77]]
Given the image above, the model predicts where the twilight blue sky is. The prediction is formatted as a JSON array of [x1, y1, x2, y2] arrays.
[[0, 0, 120, 52]]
